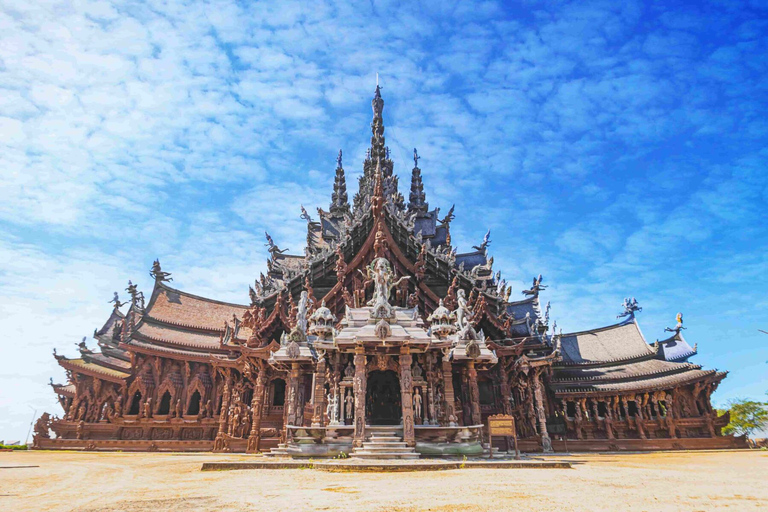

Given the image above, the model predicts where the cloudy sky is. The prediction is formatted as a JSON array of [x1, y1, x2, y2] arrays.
[[1, 0, 766, 441]]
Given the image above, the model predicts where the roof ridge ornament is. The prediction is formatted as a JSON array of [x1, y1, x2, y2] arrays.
[[150, 259, 172, 282], [108, 292, 125, 310], [473, 229, 491, 252], [617, 297, 642, 320], [265, 231, 288, 256], [522, 274, 545, 297], [664, 312, 686, 334]]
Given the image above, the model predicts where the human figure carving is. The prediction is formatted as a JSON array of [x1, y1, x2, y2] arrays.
[[413, 388, 423, 420], [454, 289, 471, 329], [345, 390, 354, 421], [175, 398, 182, 419]]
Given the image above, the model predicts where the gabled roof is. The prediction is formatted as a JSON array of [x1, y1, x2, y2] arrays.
[[656, 331, 698, 362], [57, 357, 130, 383], [144, 282, 248, 332], [558, 320, 655, 366]]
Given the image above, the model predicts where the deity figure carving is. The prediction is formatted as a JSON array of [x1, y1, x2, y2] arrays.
[[454, 289, 471, 330], [345, 390, 354, 420], [665, 312, 686, 334], [617, 297, 642, 319], [296, 291, 313, 334], [149, 259, 172, 282], [413, 388, 423, 420], [363, 257, 409, 318]]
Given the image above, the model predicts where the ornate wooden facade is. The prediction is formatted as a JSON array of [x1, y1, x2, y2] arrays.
[[35, 87, 743, 454]]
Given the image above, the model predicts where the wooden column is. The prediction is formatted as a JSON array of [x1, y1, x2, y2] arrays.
[[532, 368, 553, 452], [311, 358, 327, 427], [467, 360, 482, 426], [400, 351, 416, 447], [213, 370, 231, 452], [285, 363, 301, 428], [352, 350, 367, 448], [441, 356, 455, 424], [246, 368, 268, 453]]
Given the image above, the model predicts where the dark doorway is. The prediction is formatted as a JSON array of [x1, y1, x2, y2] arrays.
[[366, 370, 401, 425], [128, 391, 142, 415], [187, 390, 201, 415], [157, 391, 172, 416]]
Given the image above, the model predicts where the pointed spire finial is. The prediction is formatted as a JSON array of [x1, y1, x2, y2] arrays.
[[408, 149, 428, 216], [330, 150, 349, 217]]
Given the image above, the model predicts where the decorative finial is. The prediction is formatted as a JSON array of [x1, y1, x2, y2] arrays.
[[337, 149, 342, 168], [617, 297, 642, 319], [300, 205, 313, 223], [473, 229, 491, 251], [150, 259, 172, 282], [664, 312, 686, 334], [108, 292, 125, 309], [413, 148, 420, 168], [522, 274, 546, 297], [265, 231, 288, 255]]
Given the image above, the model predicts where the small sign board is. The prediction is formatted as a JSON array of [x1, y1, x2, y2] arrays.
[[487, 414, 520, 459]]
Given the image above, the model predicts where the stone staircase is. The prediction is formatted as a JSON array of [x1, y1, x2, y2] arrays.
[[351, 427, 419, 460]]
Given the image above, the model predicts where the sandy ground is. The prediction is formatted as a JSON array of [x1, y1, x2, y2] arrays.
[[1, 450, 766, 511]]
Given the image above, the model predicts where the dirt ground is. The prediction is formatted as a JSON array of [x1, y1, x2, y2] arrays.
[[1, 450, 766, 511]]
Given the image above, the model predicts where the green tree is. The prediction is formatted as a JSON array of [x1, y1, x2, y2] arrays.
[[720, 397, 768, 437]]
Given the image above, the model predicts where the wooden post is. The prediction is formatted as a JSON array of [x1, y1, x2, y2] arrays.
[[400, 351, 415, 447], [311, 358, 326, 427], [246, 368, 267, 453], [353, 350, 367, 448], [442, 356, 455, 424]]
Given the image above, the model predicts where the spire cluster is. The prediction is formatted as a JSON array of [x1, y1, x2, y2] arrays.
[[408, 148, 428, 216], [330, 150, 349, 217]]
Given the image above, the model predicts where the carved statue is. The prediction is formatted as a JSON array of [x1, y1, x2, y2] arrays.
[[143, 398, 152, 419], [175, 398, 182, 419], [33, 413, 52, 443], [454, 289, 471, 329], [345, 390, 354, 420], [126, 280, 145, 308], [413, 388, 423, 419], [364, 257, 410, 308], [665, 312, 686, 333], [108, 292, 125, 309], [522, 274, 546, 296], [472, 229, 491, 252], [618, 297, 642, 319], [296, 290, 313, 334], [149, 259, 173, 282], [300, 205, 314, 223], [265, 231, 288, 255]]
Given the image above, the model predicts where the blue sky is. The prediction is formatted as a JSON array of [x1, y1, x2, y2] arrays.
[[0, 0, 766, 441]]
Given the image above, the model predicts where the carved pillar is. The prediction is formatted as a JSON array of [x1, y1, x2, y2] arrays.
[[213, 371, 232, 452], [400, 351, 415, 447], [466, 360, 482, 426], [499, 365, 512, 415], [574, 399, 584, 439], [441, 355, 455, 424], [246, 368, 268, 453], [285, 363, 301, 428], [311, 358, 327, 427], [353, 350, 367, 448], [532, 368, 553, 452]]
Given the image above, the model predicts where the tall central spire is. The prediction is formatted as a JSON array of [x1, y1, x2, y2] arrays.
[[352, 84, 402, 214], [370, 85, 386, 162]]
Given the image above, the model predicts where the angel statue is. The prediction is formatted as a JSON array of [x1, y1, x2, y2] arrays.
[[473, 229, 491, 251], [300, 205, 314, 223], [264, 232, 288, 255], [617, 297, 642, 319], [108, 292, 125, 309], [522, 274, 546, 296], [664, 312, 686, 334]]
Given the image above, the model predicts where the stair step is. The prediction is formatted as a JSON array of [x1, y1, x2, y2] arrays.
[[363, 442, 408, 449], [368, 436, 402, 442], [352, 452, 420, 459]]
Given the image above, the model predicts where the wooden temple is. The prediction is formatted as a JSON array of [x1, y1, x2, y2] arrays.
[[35, 87, 744, 455]]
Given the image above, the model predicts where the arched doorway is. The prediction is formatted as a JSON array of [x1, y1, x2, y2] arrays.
[[366, 370, 401, 425]]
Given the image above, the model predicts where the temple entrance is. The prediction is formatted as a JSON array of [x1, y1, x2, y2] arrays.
[[366, 370, 401, 425]]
